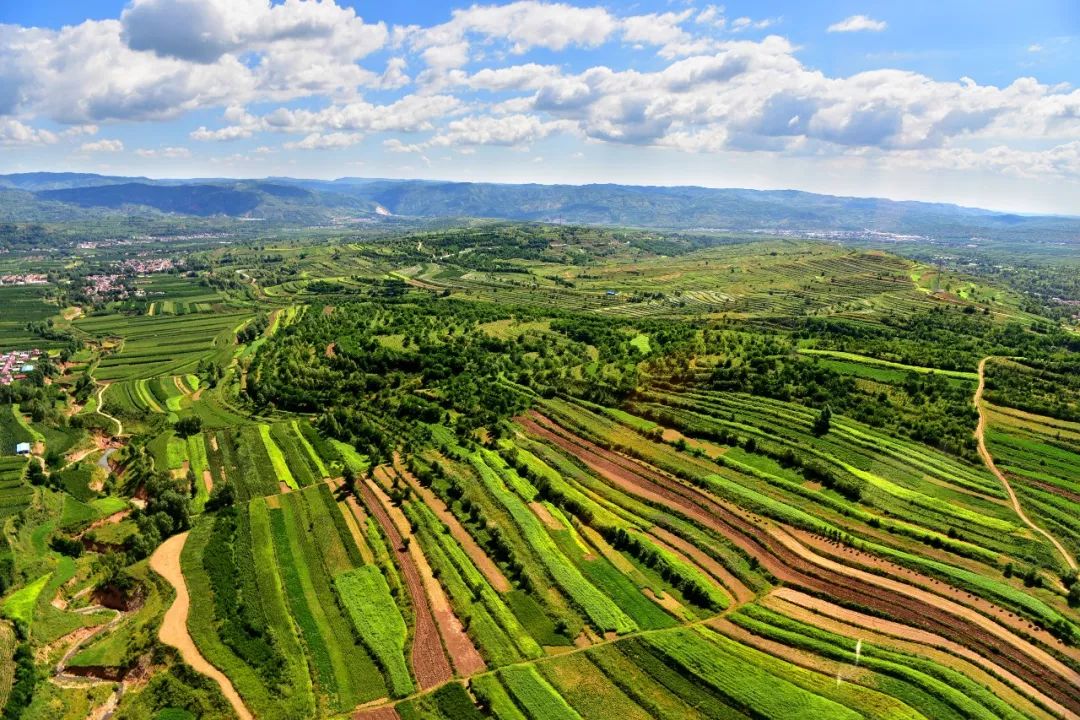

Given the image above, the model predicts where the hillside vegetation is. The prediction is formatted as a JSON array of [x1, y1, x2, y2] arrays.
[[0, 223, 1075, 719]]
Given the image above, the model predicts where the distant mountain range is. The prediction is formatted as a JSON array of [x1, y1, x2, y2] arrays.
[[1, 172, 1078, 242]]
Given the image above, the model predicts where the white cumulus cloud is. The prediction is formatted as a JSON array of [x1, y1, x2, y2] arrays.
[[828, 15, 887, 33], [136, 146, 191, 158], [80, 138, 124, 152]]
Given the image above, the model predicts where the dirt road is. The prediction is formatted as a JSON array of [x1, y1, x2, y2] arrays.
[[150, 532, 254, 720], [95, 383, 124, 437], [975, 357, 1076, 570]]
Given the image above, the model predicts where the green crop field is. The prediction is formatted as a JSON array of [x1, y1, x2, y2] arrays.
[[0, 220, 1076, 720], [333, 566, 413, 697]]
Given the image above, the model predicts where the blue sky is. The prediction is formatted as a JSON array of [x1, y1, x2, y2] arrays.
[[1, 1, 1078, 213]]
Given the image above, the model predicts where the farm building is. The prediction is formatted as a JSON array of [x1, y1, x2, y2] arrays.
[[15, 442, 30, 455], [19, 364, 33, 373]]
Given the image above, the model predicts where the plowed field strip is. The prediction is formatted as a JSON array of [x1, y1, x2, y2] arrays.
[[357, 478, 453, 689], [527, 412, 1080, 715], [765, 589, 1071, 720], [649, 526, 755, 605], [352, 705, 402, 720], [371, 467, 487, 675], [791, 527, 1078, 658], [394, 456, 511, 592]]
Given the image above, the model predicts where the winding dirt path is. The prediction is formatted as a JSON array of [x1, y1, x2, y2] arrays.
[[95, 383, 124, 437], [975, 357, 1076, 570], [149, 532, 254, 720]]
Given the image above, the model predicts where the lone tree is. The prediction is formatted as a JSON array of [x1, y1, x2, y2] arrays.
[[175, 416, 202, 438], [813, 405, 833, 436]]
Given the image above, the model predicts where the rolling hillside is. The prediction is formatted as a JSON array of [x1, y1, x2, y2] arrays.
[[2, 173, 1079, 241]]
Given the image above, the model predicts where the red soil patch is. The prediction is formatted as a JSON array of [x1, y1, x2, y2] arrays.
[[659, 427, 728, 458], [81, 510, 131, 536], [767, 588, 1072, 720], [791, 527, 1079, 654], [528, 501, 562, 530], [325, 342, 336, 358], [771, 591, 1071, 718], [203, 470, 213, 494], [278, 481, 293, 494], [352, 706, 400, 720], [357, 478, 454, 688], [1022, 476, 1080, 504], [65, 433, 116, 468], [572, 631, 593, 648], [400, 276, 443, 292]]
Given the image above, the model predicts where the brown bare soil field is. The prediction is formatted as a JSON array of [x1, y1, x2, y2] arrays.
[[366, 477, 486, 676], [357, 478, 453, 689], [792, 527, 1080, 658], [82, 509, 131, 535], [649, 526, 753, 605], [528, 501, 562, 530], [352, 706, 401, 720], [1022, 476, 1080, 504], [769, 525, 1080, 684], [659, 427, 728, 458]]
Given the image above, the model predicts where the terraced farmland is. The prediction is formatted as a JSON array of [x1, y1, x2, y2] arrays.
[[76, 311, 252, 381], [0, 227, 1076, 720]]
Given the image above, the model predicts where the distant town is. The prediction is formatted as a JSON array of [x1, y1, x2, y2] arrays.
[[120, 258, 175, 274], [0, 273, 48, 285], [0, 348, 40, 386]]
